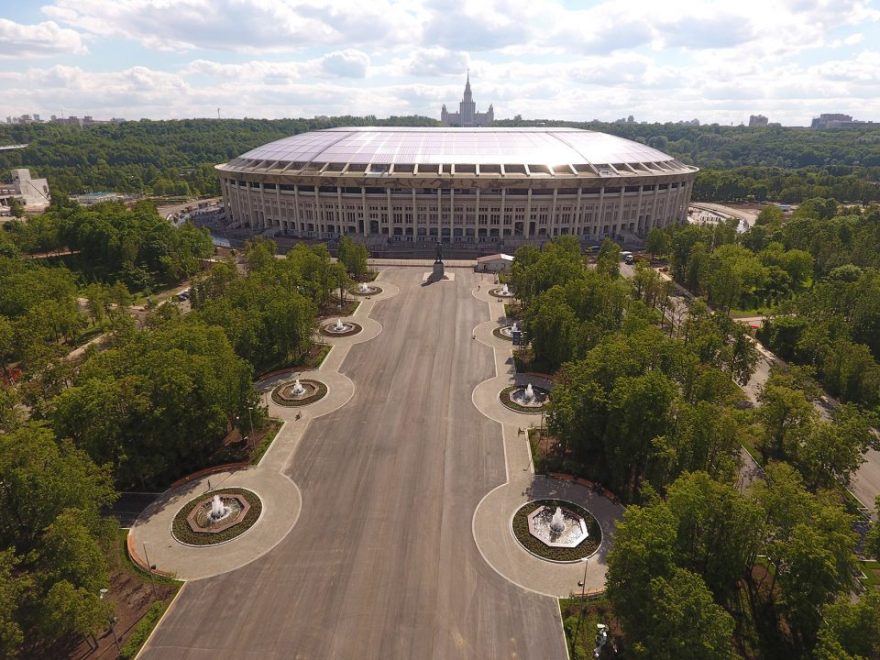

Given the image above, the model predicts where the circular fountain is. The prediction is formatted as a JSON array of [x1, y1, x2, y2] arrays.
[[512, 499, 601, 562], [272, 376, 327, 407], [500, 382, 549, 412], [352, 281, 382, 296], [173, 488, 262, 546], [321, 317, 362, 337], [490, 283, 516, 298], [495, 321, 521, 341]]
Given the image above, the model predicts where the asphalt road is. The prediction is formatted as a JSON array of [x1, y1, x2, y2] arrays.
[[142, 267, 566, 659]]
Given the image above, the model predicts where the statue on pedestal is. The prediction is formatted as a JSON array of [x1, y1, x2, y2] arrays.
[[435, 241, 443, 264], [432, 241, 445, 280]]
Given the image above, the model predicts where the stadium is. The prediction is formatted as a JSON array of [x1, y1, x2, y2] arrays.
[[216, 127, 698, 247]]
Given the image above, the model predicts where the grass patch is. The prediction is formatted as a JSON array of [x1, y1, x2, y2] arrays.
[[318, 299, 360, 317], [559, 597, 621, 660], [171, 488, 262, 546], [259, 343, 331, 375], [492, 325, 514, 341], [513, 499, 601, 562], [115, 529, 180, 587], [729, 304, 777, 318], [858, 560, 880, 590], [249, 418, 282, 465], [503, 302, 523, 318], [272, 379, 328, 407], [499, 384, 548, 414], [119, 599, 170, 659]]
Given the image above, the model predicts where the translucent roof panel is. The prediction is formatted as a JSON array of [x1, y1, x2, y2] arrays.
[[237, 127, 678, 169]]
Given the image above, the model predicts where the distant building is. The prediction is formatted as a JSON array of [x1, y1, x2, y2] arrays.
[[0, 168, 50, 216], [811, 113, 877, 129], [441, 73, 494, 127], [476, 253, 514, 272], [749, 114, 769, 127]]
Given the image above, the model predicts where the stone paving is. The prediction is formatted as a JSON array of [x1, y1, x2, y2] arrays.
[[130, 268, 621, 598], [127, 275, 400, 581], [469, 274, 624, 597]]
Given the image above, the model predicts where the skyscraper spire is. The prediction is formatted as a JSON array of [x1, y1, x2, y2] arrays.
[[464, 69, 472, 100]]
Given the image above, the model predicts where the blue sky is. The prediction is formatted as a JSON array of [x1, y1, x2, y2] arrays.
[[1, 0, 878, 125]]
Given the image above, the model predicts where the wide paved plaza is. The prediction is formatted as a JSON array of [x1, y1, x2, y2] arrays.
[[136, 267, 614, 659]]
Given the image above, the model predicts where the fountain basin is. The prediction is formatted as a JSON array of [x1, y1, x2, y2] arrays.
[[527, 505, 588, 548], [320, 319, 362, 337], [512, 499, 602, 562], [352, 283, 382, 296], [272, 378, 327, 407], [185, 493, 251, 535], [499, 384, 549, 413], [493, 321, 522, 341], [489, 284, 515, 298]]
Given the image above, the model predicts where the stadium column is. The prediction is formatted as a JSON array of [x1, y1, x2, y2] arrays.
[[616, 186, 625, 234], [412, 189, 417, 240], [574, 186, 583, 237], [314, 187, 321, 235], [293, 185, 301, 234], [361, 187, 367, 236], [436, 189, 441, 239], [597, 186, 606, 235], [275, 184, 282, 232], [450, 188, 455, 241], [337, 186, 343, 236], [662, 183, 674, 227], [259, 183, 266, 231], [636, 184, 645, 234], [551, 188, 558, 234], [502, 187, 507, 239], [474, 188, 480, 241], [649, 184, 660, 231], [386, 188, 392, 238], [525, 188, 532, 238]]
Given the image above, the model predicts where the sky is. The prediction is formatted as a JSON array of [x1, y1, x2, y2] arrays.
[[1, 0, 879, 126]]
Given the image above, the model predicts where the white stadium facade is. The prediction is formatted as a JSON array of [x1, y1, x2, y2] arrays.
[[217, 127, 698, 245]]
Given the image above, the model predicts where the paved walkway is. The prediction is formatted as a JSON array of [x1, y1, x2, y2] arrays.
[[469, 274, 624, 597], [127, 275, 400, 580]]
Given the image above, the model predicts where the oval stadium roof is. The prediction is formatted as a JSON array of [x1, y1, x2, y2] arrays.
[[231, 127, 685, 172]]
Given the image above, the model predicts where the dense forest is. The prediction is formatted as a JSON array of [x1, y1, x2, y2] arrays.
[[2, 116, 878, 202], [510, 235, 880, 657]]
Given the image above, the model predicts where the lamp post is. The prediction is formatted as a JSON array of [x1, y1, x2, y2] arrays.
[[142, 542, 158, 600]]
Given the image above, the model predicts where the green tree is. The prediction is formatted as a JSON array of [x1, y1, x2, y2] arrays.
[[596, 238, 620, 278], [646, 228, 670, 258], [816, 591, 880, 660], [637, 568, 735, 660]]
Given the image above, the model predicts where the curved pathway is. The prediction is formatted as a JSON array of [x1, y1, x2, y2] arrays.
[[128, 274, 399, 580], [470, 276, 624, 597]]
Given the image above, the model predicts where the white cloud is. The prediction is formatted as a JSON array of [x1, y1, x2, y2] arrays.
[[0, 19, 86, 58], [42, 0, 420, 53], [0, 0, 875, 126], [319, 49, 370, 78]]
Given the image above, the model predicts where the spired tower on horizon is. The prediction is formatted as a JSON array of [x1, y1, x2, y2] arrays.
[[440, 72, 494, 127]]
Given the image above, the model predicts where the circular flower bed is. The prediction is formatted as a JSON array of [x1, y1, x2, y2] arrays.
[[499, 385, 549, 413], [512, 499, 602, 562], [271, 379, 327, 407], [319, 321, 362, 337], [350, 285, 382, 296], [489, 287, 515, 299], [493, 325, 518, 341], [172, 488, 262, 546]]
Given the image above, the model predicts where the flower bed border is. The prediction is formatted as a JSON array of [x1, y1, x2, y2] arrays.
[[499, 385, 549, 414], [319, 321, 362, 337], [512, 499, 602, 562], [172, 488, 262, 546], [271, 379, 328, 407]]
